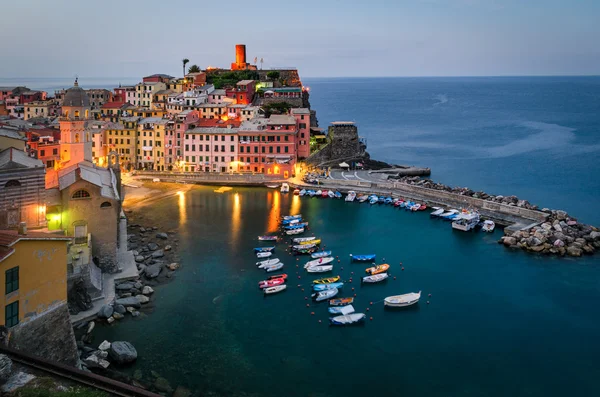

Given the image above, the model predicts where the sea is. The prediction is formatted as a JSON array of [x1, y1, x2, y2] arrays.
[[4, 76, 600, 396]]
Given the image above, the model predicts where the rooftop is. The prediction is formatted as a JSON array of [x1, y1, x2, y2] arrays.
[[331, 121, 356, 125], [187, 126, 239, 135], [291, 108, 310, 114], [0, 230, 72, 262], [267, 115, 296, 125], [0, 128, 27, 141], [0, 147, 44, 170], [239, 118, 269, 131], [143, 74, 174, 79], [101, 101, 126, 109], [237, 80, 255, 85]]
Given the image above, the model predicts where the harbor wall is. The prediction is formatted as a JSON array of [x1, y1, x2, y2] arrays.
[[134, 171, 284, 186]]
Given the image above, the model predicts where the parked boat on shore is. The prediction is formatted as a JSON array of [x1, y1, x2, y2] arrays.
[[334, 191, 342, 199], [384, 291, 421, 307], [346, 191, 356, 202], [357, 195, 368, 203], [281, 183, 290, 193]]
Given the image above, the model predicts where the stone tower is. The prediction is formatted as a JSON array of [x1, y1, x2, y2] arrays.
[[58, 78, 93, 168]]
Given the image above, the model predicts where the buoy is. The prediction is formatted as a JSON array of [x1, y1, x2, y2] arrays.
[[370, 302, 373, 305], [428, 293, 431, 297], [311, 312, 315, 315], [366, 308, 370, 311], [393, 276, 397, 280], [370, 317, 373, 321], [338, 260, 340, 263], [305, 296, 308, 300], [306, 304, 310, 307], [341, 267, 344, 270], [318, 320, 322, 323], [336, 256, 339, 258], [427, 301, 430, 304], [296, 258, 299, 261], [351, 272, 354, 275], [298, 276, 301, 279], [351, 287, 355, 291], [353, 293, 357, 297], [383, 258, 385, 261], [401, 267, 404, 271], [301, 288, 304, 292]]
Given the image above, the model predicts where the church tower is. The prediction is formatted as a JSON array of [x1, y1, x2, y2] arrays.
[[58, 78, 93, 168]]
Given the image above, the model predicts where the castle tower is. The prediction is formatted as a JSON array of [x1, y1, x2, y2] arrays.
[[58, 78, 93, 167]]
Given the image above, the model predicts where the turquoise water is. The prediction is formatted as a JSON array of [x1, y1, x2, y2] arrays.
[[95, 188, 600, 396]]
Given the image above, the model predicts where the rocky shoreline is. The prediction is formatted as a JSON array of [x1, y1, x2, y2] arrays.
[[389, 175, 599, 257]]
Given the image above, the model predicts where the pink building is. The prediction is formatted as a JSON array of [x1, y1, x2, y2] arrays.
[[226, 80, 256, 105], [164, 110, 200, 170], [291, 108, 311, 159], [183, 125, 240, 173], [208, 89, 227, 104]]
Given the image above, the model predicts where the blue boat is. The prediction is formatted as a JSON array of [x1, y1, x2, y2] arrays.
[[311, 250, 332, 259], [283, 222, 308, 230], [334, 191, 342, 199], [313, 282, 344, 291], [384, 197, 393, 205], [369, 196, 378, 205], [283, 214, 302, 220], [307, 190, 315, 197], [282, 218, 302, 225], [378, 196, 385, 204], [254, 246, 275, 252], [404, 201, 414, 210], [350, 254, 376, 262], [328, 304, 354, 314]]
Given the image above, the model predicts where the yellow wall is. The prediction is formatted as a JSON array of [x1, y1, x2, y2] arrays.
[[1, 239, 68, 327], [0, 136, 26, 151]]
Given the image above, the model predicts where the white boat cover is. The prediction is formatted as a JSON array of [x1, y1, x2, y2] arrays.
[[307, 265, 333, 273], [304, 257, 334, 269], [340, 305, 355, 315], [385, 291, 421, 304]]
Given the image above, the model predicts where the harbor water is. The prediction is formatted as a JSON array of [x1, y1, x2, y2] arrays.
[[94, 188, 600, 396]]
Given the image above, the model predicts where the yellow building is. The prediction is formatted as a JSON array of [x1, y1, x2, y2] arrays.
[[137, 117, 167, 170], [105, 118, 138, 170], [0, 230, 71, 328]]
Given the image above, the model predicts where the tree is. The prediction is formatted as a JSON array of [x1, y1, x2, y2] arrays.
[[182, 58, 189, 77], [267, 71, 280, 80], [188, 64, 201, 73]]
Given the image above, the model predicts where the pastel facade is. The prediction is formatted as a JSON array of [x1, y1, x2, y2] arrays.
[[291, 108, 311, 159], [136, 117, 166, 170], [184, 126, 239, 172]]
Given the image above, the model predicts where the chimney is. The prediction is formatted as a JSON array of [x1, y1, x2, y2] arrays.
[[18, 222, 27, 235]]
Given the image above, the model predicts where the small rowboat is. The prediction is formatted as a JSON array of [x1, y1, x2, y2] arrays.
[[482, 220, 495, 232], [329, 313, 366, 325], [293, 188, 300, 195], [286, 228, 304, 235], [256, 252, 272, 259], [254, 246, 275, 253], [292, 236, 315, 243], [293, 243, 316, 250], [328, 304, 355, 314], [268, 273, 287, 280], [384, 291, 421, 307], [258, 278, 285, 289], [430, 208, 445, 217], [321, 190, 329, 198], [264, 262, 283, 272], [266, 184, 279, 189], [256, 258, 280, 267], [304, 257, 334, 269], [258, 235, 278, 241], [282, 214, 302, 220], [299, 189, 306, 196], [315, 190, 322, 196], [329, 297, 354, 306], [334, 191, 342, 199], [306, 265, 333, 273], [313, 282, 343, 291], [283, 223, 308, 230], [300, 239, 320, 245], [282, 218, 300, 225], [365, 264, 390, 275], [350, 254, 376, 262], [313, 275, 340, 284], [264, 285, 287, 295], [311, 250, 332, 259], [312, 288, 338, 302], [418, 204, 427, 211], [293, 247, 317, 255], [394, 200, 404, 207], [362, 272, 389, 283], [328, 190, 335, 198]]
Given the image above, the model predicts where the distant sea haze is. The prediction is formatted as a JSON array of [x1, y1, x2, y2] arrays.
[[5, 76, 599, 224]]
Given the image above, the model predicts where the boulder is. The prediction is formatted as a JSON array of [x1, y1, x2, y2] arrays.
[[98, 340, 111, 351], [139, 227, 146, 233], [0, 354, 12, 384], [590, 231, 600, 241], [106, 316, 115, 324], [151, 250, 164, 259], [83, 354, 110, 369], [116, 297, 141, 308], [135, 256, 145, 263], [97, 304, 114, 319], [142, 286, 154, 295], [154, 377, 173, 393], [529, 245, 545, 253], [108, 341, 138, 364], [556, 210, 567, 220], [86, 321, 95, 334], [164, 245, 172, 251], [126, 307, 137, 313], [167, 262, 180, 271], [144, 264, 162, 279], [173, 386, 192, 397], [156, 233, 169, 240], [566, 246, 582, 257], [527, 237, 542, 247], [553, 239, 565, 247], [147, 242, 159, 251], [134, 281, 143, 289], [114, 304, 126, 314], [503, 237, 517, 246], [135, 295, 150, 304], [582, 245, 595, 254], [540, 223, 552, 231], [131, 311, 141, 317], [553, 224, 563, 233], [116, 282, 135, 291], [113, 312, 125, 320]]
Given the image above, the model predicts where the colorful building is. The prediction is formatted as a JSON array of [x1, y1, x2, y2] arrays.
[[226, 80, 255, 105], [290, 108, 311, 159], [184, 123, 240, 172], [136, 117, 167, 170]]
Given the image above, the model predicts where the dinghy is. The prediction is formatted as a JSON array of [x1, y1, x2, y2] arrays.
[[329, 313, 366, 325], [357, 195, 368, 203], [307, 190, 316, 197], [384, 197, 393, 205], [313, 282, 343, 291], [258, 278, 285, 289], [312, 288, 339, 302], [430, 208, 445, 217], [256, 251, 272, 259], [264, 262, 284, 272], [299, 189, 306, 196], [300, 239, 320, 245], [258, 235, 278, 241], [293, 236, 316, 243], [329, 297, 354, 306], [384, 291, 421, 307], [369, 196, 378, 205], [286, 228, 304, 235], [268, 273, 287, 280], [306, 265, 333, 273], [256, 258, 280, 268], [282, 218, 300, 225], [312, 275, 340, 284], [482, 220, 496, 232], [283, 223, 308, 230], [293, 247, 317, 255], [254, 246, 275, 253], [350, 254, 376, 262], [315, 190, 322, 196], [394, 199, 404, 207], [328, 190, 335, 198], [345, 191, 356, 202], [311, 250, 332, 259], [365, 263, 390, 275], [293, 188, 300, 195], [303, 257, 334, 269], [280, 183, 290, 193], [362, 272, 389, 283], [293, 243, 316, 250], [266, 184, 279, 189], [264, 285, 287, 295], [282, 214, 301, 220], [328, 304, 355, 315]]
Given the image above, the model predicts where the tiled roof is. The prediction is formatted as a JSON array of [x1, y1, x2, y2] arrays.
[[0, 230, 71, 247], [101, 101, 125, 109]]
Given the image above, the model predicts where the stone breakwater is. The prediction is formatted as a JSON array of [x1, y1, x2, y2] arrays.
[[383, 176, 599, 257]]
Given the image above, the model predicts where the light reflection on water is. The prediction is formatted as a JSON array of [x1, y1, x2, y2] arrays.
[[231, 193, 241, 245], [290, 194, 301, 217], [177, 191, 186, 226], [266, 191, 280, 233]]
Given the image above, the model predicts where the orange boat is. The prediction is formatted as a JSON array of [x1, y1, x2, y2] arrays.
[[329, 297, 354, 306], [365, 263, 390, 275]]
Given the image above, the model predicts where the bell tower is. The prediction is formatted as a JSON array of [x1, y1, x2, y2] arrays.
[[58, 78, 93, 167]]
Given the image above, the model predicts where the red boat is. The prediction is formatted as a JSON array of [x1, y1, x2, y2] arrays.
[[268, 273, 287, 281], [321, 190, 329, 198], [258, 278, 285, 289], [394, 200, 403, 207], [418, 204, 427, 211]]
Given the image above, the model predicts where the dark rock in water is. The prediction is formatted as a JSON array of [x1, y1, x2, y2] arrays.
[[109, 341, 138, 364], [135, 255, 145, 263], [173, 386, 192, 397], [147, 242, 159, 251], [0, 354, 13, 384], [134, 281, 143, 289], [97, 304, 114, 319], [152, 250, 164, 258], [156, 232, 168, 240], [116, 297, 141, 308], [139, 227, 146, 233], [154, 377, 173, 393], [145, 264, 162, 279], [133, 369, 143, 381], [116, 282, 135, 291], [131, 311, 141, 317]]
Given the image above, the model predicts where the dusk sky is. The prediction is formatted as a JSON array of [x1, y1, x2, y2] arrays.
[[2, 0, 598, 78]]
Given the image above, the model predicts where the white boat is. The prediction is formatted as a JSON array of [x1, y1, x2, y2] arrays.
[[280, 183, 290, 193], [286, 219, 300, 225], [315, 190, 322, 196], [312, 288, 338, 301], [266, 184, 279, 189], [329, 313, 366, 325], [384, 291, 421, 307], [362, 272, 389, 283], [303, 257, 334, 269], [482, 220, 496, 232], [264, 262, 284, 272], [327, 190, 335, 198], [345, 191, 356, 202], [292, 236, 316, 243], [357, 195, 368, 203], [328, 304, 355, 315], [256, 251, 272, 259], [452, 212, 480, 231], [264, 285, 287, 295], [430, 208, 445, 217], [293, 243, 316, 250], [439, 209, 459, 218], [256, 258, 280, 268], [283, 214, 302, 220], [299, 189, 307, 196], [285, 228, 304, 235], [306, 265, 333, 273]]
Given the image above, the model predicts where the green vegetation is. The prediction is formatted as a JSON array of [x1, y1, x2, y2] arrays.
[[206, 70, 259, 89], [266, 71, 280, 80], [181, 58, 189, 77], [262, 102, 292, 117], [188, 64, 201, 73]]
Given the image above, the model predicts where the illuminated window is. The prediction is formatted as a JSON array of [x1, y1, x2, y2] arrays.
[[72, 189, 91, 199]]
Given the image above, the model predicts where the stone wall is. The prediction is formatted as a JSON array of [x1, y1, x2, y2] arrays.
[[8, 303, 78, 366]]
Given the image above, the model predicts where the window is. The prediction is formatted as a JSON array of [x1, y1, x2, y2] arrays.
[[221, 136, 225, 142], [254, 147, 258, 153], [215, 146, 219, 152], [185, 144, 189, 151], [40, 149, 45, 156], [5, 180, 21, 188], [277, 147, 281, 153], [5, 301, 18, 328], [221, 145, 225, 152], [230, 145, 234, 152], [100, 201, 112, 208], [72, 189, 91, 199], [192, 156, 196, 162], [240, 147, 244, 153], [276, 136, 280, 142], [5, 267, 19, 294], [261, 147, 265, 153], [284, 146, 289, 153], [53, 148, 58, 155], [300, 133, 304, 139], [230, 136, 234, 142], [269, 147, 273, 153]]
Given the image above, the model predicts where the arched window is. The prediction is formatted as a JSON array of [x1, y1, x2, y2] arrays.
[[75, 133, 80, 143], [71, 189, 91, 199], [74, 110, 80, 118], [85, 110, 89, 119], [100, 201, 112, 208], [5, 180, 21, 188]]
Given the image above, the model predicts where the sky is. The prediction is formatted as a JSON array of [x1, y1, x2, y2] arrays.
[[1, 0, 599, 78]]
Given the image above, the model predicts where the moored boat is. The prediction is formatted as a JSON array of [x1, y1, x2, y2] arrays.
[[256, 258, 280, 268], [329, 313, 366, 325], [328, 304, 355, 314], [264, 285, 287, 295], [329, 190, 337, 198], [293, 188, 300, 195], [418, 204, 427, 211], [300, 238, 320, 245], [286, 228, 304, 235], [258, 235, 278, 241], [307, 190, 316, 197], [268, 273, 287, 280], [303, 256, 334, 269], [258, 278, 285, 289], [345, 191, 356, 202], [315, 190, 322, 196], [312, 275, 340, 284], [256, 251, 272, 258], [365, 263, 390, 275], [306, 265, 333, 273], [293, 236, 316, 243], [350, 254, 376, 262], [299, 189, 306, 196], [369, 196, 378, 205], [482, 220, 496, 232], [312, 288, 338, 302], [292, 243, 316, 251], [329, 297, 354, 306], [430, 208, 445, 217], [384, 197, 393, 205], [254, 246, 275, 253], [357, 195, 368, 203], [266, 184, 279, 189], [313, 282, 343, 291], [283, 214, 302, 220], [283, 222, 308, 230], [322, 190, 330, 198], [293, 246, 317, 255], [384, 291, 421, 307], [452, 211, 480, 231], [362, 272, 389, 283], [311, 250, 332, 259], [280, 183, 290, 193], [264, 262, 284, 272]]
